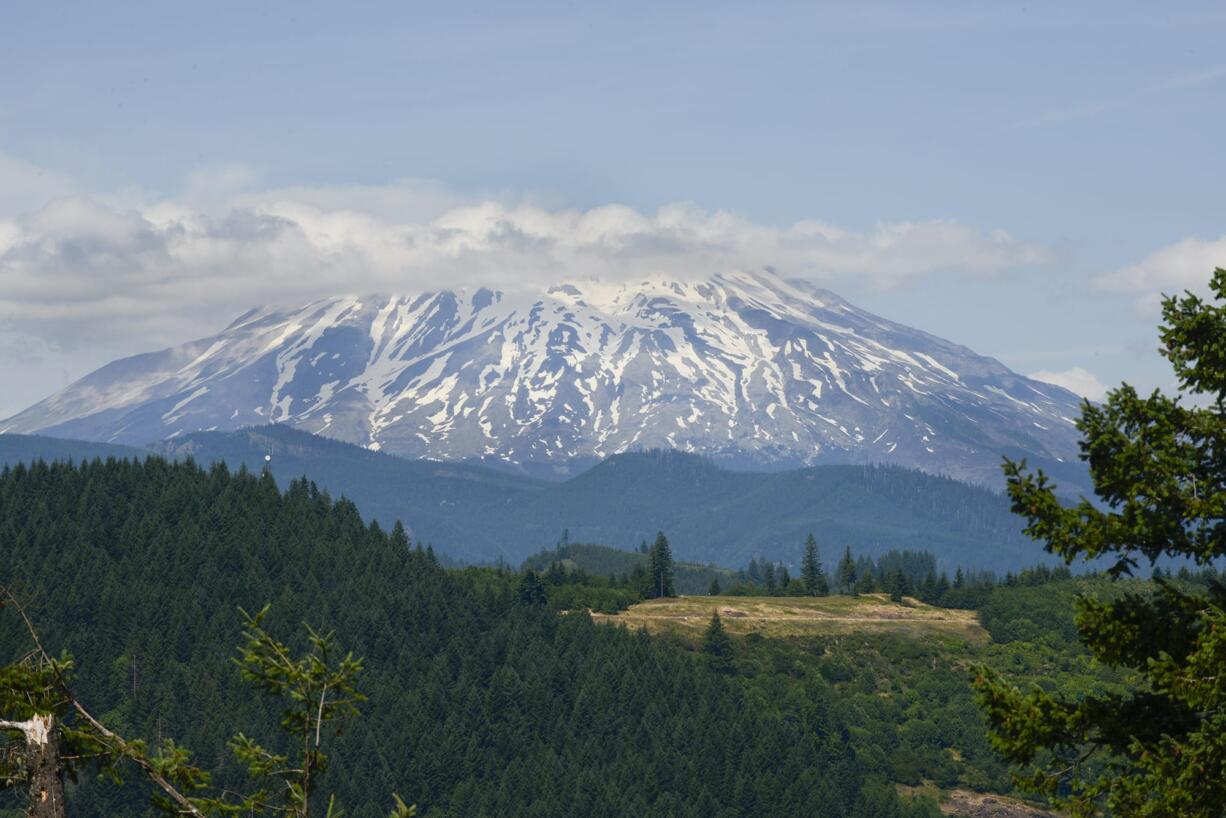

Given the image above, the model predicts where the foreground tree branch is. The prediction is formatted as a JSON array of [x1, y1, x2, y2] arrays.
[[1, 584, 207, 818], [1, 585, 415, 817]]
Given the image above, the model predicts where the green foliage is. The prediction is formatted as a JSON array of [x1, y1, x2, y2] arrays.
[[0, 457, 933, 817], [521, 541, 734, 596], [979, 268, 1226, 817], [701, 613, 733, 673], [887, 570, 909, 603], [516, 571, 548, 607], [647, 531, 676, 599], [193, 607, 371, 817], [837, 547, 857, 595], [801, 534, 828, 596], [3, 429, 1044, 571]]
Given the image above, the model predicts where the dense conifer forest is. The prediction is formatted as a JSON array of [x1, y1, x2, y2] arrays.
[[0, 429, 1043, 571], [0, 457, 943, 818], [7, 455, 1218, 816]]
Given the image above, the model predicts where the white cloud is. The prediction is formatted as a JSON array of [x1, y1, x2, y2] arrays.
[[1093, 234, 1226, 311], [0, 178, 1055, 356], [1028, 366, 1108, 401], [0, 153, 75, 218]]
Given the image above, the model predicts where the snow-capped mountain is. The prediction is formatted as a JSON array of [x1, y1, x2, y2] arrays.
[[1, 270, 1086, 487]]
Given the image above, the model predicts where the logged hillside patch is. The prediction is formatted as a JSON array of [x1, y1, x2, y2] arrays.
[[591, 594, 988, 643]]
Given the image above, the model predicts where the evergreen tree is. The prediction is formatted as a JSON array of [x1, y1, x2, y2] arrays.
[[0, 455, 935, 818], [801, 534, 827, 596], [518, 570, 548, 607], [778, 566, 791, 595], [837, 547, 857, 595], [629, 562, 651, 598], [702, 612, 733, 673], [977, 268, 1226, 818], [763, 562, 777, 595], [934, 572, 951, 602], [1, 593, 417, 818], [647, 531, 676, 599], [887, 569, 909, 603], [708, 578, 721, 596]]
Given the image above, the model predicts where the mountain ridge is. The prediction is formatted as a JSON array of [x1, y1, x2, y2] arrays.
[[1, 427, 1043, 570]]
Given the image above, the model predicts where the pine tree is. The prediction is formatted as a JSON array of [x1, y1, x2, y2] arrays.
[[778, 566, 791, 595], [837, 547, 857, 595], [648, 531, 676, 599], [763, 563, 777, 595], [708, 578, 721, 596], [976, 267, 1226, 818], [801, 534, 826, 596], [702, 611, 733, 673]]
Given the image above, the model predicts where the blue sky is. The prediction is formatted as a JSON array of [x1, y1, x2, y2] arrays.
[[1, 0, 1224, 416]]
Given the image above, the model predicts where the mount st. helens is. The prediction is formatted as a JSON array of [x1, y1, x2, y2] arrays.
[[1, 270, 1085, 487]]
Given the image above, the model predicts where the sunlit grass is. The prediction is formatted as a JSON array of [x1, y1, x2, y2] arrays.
[[591, 593, 988, 643]]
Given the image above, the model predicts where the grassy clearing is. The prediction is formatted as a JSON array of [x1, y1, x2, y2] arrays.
[[591, 593, 988, 643]]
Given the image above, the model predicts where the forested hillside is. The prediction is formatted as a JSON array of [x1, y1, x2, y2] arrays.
[[0, 457, 938, 818], [522, 542, 737, 596], [0, 434, 146, 467], [1, 427, 1042, 571]]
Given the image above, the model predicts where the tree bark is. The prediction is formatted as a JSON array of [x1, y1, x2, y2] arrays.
[[0, 714, 65, 818]]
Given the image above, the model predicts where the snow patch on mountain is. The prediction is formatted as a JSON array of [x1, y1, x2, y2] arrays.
[[1, 269, 1084, 487]]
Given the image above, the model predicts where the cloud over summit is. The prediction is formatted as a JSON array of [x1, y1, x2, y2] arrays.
[[0, 170, 1055, 357]]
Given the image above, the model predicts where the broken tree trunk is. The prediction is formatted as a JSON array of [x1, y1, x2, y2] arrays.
[[0, 714, 65, 818]]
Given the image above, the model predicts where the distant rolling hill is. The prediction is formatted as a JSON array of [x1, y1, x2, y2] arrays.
[[0, 433, 148, 467], [2, 426, 1043, 571]]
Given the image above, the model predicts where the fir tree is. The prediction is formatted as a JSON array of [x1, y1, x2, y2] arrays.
[[518, 570, 549, 607], [747, 558, 762, 584], [647, 531, 676, 599], [763, 562, 777, 595], [934, 572, 951, 601], [837, 547, 857, 595], [977, 267, 1226, 818], [702, 611, 733, 673], [887, 569, 909, 603], [801, 534, 827, 596], [708, 578, 721, 596]]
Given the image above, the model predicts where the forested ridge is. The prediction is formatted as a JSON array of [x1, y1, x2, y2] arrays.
[[1, 428, 1041, 570], [0, 456, 939, 818]]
